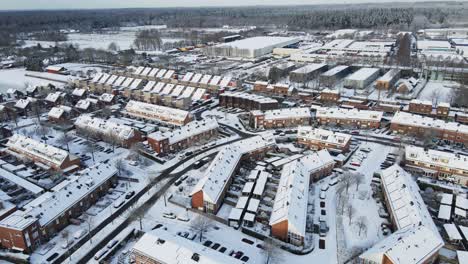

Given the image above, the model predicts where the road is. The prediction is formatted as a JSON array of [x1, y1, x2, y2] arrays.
[[54, 127, 253, 263]]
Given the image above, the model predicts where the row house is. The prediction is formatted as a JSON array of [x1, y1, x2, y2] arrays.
[[249, 107, 311, 129], [147, 119, 218, 154], [74, 115, 142, 147], [390, 111, 468, 145], [132, 67, 176, 83], [360, 165, 444, 264], [297, 127, 352, 153], [190, 134, 275, 214], [319, 89, 340, 104], [408, 99, 433, 115], [141, 81, 208, 110], [4, 134, 80, 172], [0, 163, 117, 253], [341, 96, 370, 110], [373, 100, 402, 113], [124, 100, 193, 126], [219, 92, 279, 111], [253, 81, 295, 96], [404, 146, 468, 185], [270, 151, 334, 246], [316, 107, 383, 129]]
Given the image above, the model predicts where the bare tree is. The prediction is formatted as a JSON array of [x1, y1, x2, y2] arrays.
[[346, 203, 356, 225], [190, 216, 214, 242], [114, 158, 126, 176], [336, 182, 348, 214], [35, 124, 51, 143], [354, 172, 365, 191], [57, 132, 73, 152], [261, 238, 284, 264], [61, 230, 72, 261], [83, 214, 94, 244], [84, 141, 97, 163], [342, 171, 357, 194], [100, 106, 112, 118], [129, 206, 146, 230], [129, 142, 144, 162], [105, 131, 120, 152], [108, 42, 119, 52], [356, 216, 368, 237]]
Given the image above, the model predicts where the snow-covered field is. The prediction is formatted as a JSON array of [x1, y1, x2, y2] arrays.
[[23, 32, 184, 51], [418, 80, 457, 104], [0, 68, 69, 93]]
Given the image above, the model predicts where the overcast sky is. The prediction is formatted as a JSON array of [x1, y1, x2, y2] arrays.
[[1, 0, 466, 10]]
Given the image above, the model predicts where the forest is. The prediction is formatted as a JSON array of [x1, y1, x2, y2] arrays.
[[0, 1, 467, 37]]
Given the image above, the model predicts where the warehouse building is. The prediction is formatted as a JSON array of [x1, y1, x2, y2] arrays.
[[375, 69, 401, 90], [319, 65, 351, 88], [343, 68, 380, 90], [289, 63, 328, 83], [203, 36, 300, 58]]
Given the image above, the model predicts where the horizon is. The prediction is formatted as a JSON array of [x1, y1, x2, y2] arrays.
[[1, 0, 467, 11]]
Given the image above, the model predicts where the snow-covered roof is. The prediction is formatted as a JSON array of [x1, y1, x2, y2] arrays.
[[270, 151, 334, 237], [105, 75, 118, 85], [99, 93, 115, 103], [171, 85, 185, 97], [456, 196, 468, 210], [14, 98, 31, 109], [48, 105, 71, 119], [156, 69, 167, 78], [291, 63, 327, 74], [163, 70, 174, 79], [321, 65, 349, 77], [45, 92, 63, 103], [253, 171, 269, 196], [181, 86, 196, 98], [417, 40, 452, 51], [191, 88, 206, 101], [221, 92, 278, 104], [405, 146, 468, 175], [410, 99, 432, 106], [458, 251, 468, 264], [182, 72, 194, 82], [253, 107, 310, 121], [75, 99, 94, 110], [72, 88, 86, 97], [380, 165, 440, 233], [149, 68, 160, 77], [200, 75, 212, 85], [113, 76, 126, 86], [441, 193, 453, 205], [345, 68, 380, 81], [219, 76, 232, 87], [98, 73, 110, 84], [0, 167, 44, 195], [190, 134, 275, 204], [213, 36, 299, 50], [316, 107, 383, 122], [125, 100, 190, 125], [134, 66, 144, 75], [91, 72, 103, 83], [130, 78, 143, 90], [75, 115, 136, 141], [378, 69, 400, 82], [444, 224, 462, 240], [297, 127, 351, 149], [133, 233, 243, 264], [438, 204, 452, 220], [191, 73, 203, 84], [122, 77, 134, 88], [393, 112, 468, 135], [148, 119, 218, 145], [160, 83, 175, 95], [360, 225, 444, 264], [151, 82, 166, 94], [0, 163, 116, 229], [209, 75, 221, 86], [141, 67, 152, 76], [46, 65, 65, 72], [143, 81, 156, 92], [6, 134, 70, 168]]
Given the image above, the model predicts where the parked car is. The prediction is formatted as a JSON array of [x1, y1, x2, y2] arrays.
[[162, 212, 176, 219], [61, 239, 73, 249], [113, 199, 125, 208], [73, 229, 87, 240], [125, 191, 135, 199], [94, 248, 109, 260], [107, 239, 119, 249]]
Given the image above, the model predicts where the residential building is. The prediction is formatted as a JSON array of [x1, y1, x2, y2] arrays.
[[4, 134, 80, 172], [319, 89, 340, 104], [75, 115, 142, 147], [270, 151, 334, 246], [404, 146, 468, 185], [360, 165, 444, 264], [132, 232, 244, 264], [190, 134, 275, 214], [250, 107, 310, 129], [148, 119, 218, 154], [390, 111, 468, 145], [316, 107, 383, 129], [297, 127, 352, 152], [0, 163, 117, 252], [124, 100, 192, 126], [219, 92, 278, 111], [408, 99, 433, 115]]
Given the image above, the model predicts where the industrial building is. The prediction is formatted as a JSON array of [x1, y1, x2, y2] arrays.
[[289, 63, 328, 83], [203, 36, 300, 59], [343, 68, 380, 90]]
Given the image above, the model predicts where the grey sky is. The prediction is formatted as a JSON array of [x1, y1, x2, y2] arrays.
[[1, 0, 466, 10]]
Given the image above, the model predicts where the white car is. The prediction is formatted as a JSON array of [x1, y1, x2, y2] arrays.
[[163, 212, 176, 219], [113, 199, 125, 208], [61, 239, 73, 249], [73, 229, 86, 240], [319, 191, 327, 199], [320, 185, 329, 192]]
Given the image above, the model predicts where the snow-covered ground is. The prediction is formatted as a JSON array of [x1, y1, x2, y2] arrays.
[[22, 32, 184, 51], [0, 68, 69, 93], [418, 80, 457, 104]]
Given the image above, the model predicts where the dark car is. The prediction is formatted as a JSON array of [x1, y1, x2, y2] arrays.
[[152, 224, 163, 230], [241, 256, 249, 262], [219, 247, 227, 253], [212, 243, 221, 250], [125, 191, 135, 199], [203, 241, 213, 247], [241, 238, 254, 245]]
